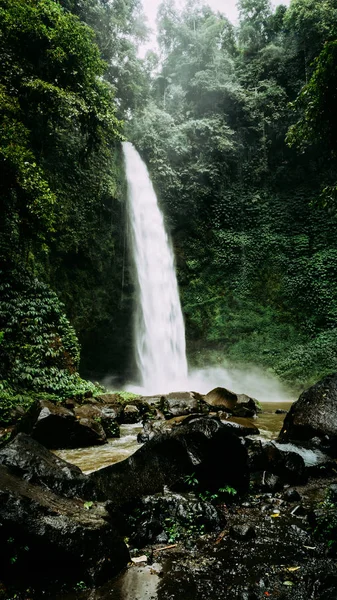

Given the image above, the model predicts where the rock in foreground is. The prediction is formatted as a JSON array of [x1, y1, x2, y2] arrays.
[[17, 399, 107, 449], [0, 463, 129, 589], [90, 416, 249, 506], [279, 373, 337, 456], [0, 433, 94, 498]]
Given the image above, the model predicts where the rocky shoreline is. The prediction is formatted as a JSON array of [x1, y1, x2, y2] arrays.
[[1, 375, 337, 599]]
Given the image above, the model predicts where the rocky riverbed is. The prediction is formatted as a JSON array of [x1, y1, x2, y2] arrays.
[[1, 376, 337, 599]]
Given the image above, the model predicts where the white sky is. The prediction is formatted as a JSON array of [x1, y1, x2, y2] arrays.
[[139, 0, 291, 56]]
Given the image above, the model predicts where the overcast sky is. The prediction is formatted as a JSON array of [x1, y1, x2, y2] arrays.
[[139, 0, 291, 56]]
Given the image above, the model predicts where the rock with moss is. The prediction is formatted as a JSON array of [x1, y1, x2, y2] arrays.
[[90, 415, 249, 508], [17, 399, 107, 449], [0, 463, 129, 590]]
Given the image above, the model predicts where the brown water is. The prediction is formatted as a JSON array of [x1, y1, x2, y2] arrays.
[[257, 401, 292, 438], [53, 401, 293, 600], [54, 403, 292, 474], [54, 423, 144, 473]]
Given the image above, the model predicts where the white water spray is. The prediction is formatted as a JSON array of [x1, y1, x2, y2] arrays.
[[123, 142, 188, 394]]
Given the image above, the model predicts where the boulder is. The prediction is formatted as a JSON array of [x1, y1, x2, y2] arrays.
[[0, 433, 95, 499], [204, 387, 238, 410], [247, 438, 306, 484], [130, 490, 220, 547], [221, 418, 260, 437], [204, 388, 260, 417], [159, 391, 208, 418], [278, 374, 337, 456], [229, 524, 256, 541], [0, 464, 129, 589], [73, 404, 120, 438], [90, 416, 249, 508], [122, 404, 140, 423], [17, 400, 107, 449]]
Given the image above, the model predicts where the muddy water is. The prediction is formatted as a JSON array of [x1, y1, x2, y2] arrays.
[[54, 404, 292, 474], [253, 401, 292, 439], [54, 424, 144, 473], [54, 402, 293, 600]]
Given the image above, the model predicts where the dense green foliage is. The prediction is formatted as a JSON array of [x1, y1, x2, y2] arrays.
[[0, 0, 135, 408], [129, 0, 337, 386], [1, 0, 337, 403]]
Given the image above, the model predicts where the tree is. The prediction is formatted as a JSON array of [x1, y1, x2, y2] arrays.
[[0, 0, 121, 264]]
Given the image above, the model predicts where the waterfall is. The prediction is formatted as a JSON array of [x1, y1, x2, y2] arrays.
[[123, 142, 188, 394]]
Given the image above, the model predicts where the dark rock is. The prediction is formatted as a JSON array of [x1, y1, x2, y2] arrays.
[[0, 464, 129, 588], [247, 439, 306, 484], [73, 403, 102, 420], [159, 391, 208, 418], [250, 471, 283, 492], [100, 408, 120, 438], [130, 490, 220, 547], [278, 373, 337, 456], [229, 524, 256, 540], [264, 472, 283, 492], [221, 419, 260, 437], [73, 404, 120, 438], [17, 400, 107, 449], [204, 387, 238, 410], [234, 395, 261, 418], [156, 531, 169, 544], [95, 393, 122, 404], [275, 409, 288, 414], [122, 404, 140, 423], [90, 416, 249, 508], [284, 488, 302, 502], [204, 388, 260, 418], [0, 433, 95, 499], [328, 484, 337, 502]]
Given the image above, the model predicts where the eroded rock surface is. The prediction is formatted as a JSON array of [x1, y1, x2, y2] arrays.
[[17, 399, 107, 449], [279, 373, 337, 456], [0, 463, 129, 589]]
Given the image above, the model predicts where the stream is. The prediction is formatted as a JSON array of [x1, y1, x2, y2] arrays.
[[54, 402, 295, 600], [54, 403, 291, 473]]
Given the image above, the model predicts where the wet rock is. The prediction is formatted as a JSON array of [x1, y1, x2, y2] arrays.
[[247, 439, 306, 484], [278, 373, 337, 456], [122, 404, 140, 424], [156, 531, 169, 544], [251, 471, 283, 492], [204, 387, 238, 410], [264, 472, 283, 492], [0, 464, 129, 588], [95, 393, 122, 404], [328, 484, 337, 502], [17, 400, 107, 449], [221, 419, 260, 437], [130, 490, 220, 547], [234, 394, 261, 418], [230, 524, 256, 540], [99, 408, 120, 438], [0, 433, 95, 499], [159, 391, 208, 418], [90, 416, 249, 507], [137, 432, 150, 443], [284, 488, 302, 502], [136, 418, 169, 443], [73, 404, 120, 438], [204, 388, 260, 418]]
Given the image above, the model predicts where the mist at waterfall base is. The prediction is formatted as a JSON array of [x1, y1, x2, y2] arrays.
[[102, 364, 293, 403], [117, 142, 294, 403]]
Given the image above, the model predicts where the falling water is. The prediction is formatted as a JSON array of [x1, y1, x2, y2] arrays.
[[123, 142, 188, 394]]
